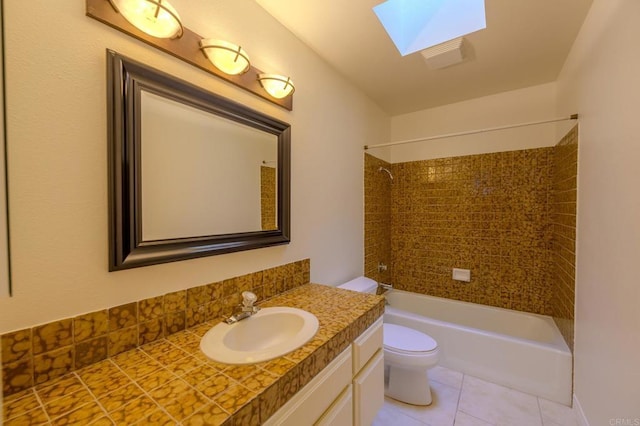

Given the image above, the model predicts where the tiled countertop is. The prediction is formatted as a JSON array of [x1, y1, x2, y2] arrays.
[[3, 284, 384, 425]]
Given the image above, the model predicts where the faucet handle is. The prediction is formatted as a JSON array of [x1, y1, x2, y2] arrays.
[[242, 291, 257, 308]]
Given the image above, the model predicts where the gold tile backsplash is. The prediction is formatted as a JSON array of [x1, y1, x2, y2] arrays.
[[2, 283, 384, 426], [365, 130, 578, 339], [1, 259, 311, 398], [550, 125, 578, 350]]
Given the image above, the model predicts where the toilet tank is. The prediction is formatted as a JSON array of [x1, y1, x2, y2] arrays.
[[338, 276, 378, 294]]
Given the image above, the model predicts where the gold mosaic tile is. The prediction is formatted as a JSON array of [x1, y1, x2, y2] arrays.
[[139, 295, 164, 322], [74, 336, 108, 369], [2, 329, 31, 364], [3, 406, 49, 425], [149, 379, 200, 420], [187, 285, 212, 308], [195, 374, 233, 400], [276, 366, 300, 407], [186, 306, 207, 328], [2, 359, 33, 396], [213, 383, 257, 415], [221, 364, 259, 382], [32, 320, 73, 356], [162, 386, 209, 421], [262, 357, 296, 377], [182, 364, 219, 387], [141, 340, 188, 366], [33, 346, 74, 386], [258, 383, 279, 423], [108, 395, 159, 425], [112, 349, 162, 381], [139, 318, 164, 346], [204, 301, 222, 322], [232, 398, 260, 426], [92, 417, 115, 426], [164, 355, 203, 376], [163, 311, 186, 336], [164, 290, 186, 313], [133, 408, 176, 426], [182, 403, 230, 426], [187, 322, 216, 338], [108, 325, 138, 357], [1, 279, 384, 426], [366, 148, 563, 315], [136, 368, 176, 392], [73, 310, 108, 343], [97, 382, 144, 413], [36, 374, 84, 404], [2, 390, 39, 420], [79, 365, 132, 398], [108, 302, 138, 331], [49, 400, 105, 425], [243, 369, 278, 393], [43, 387, 94, 418]]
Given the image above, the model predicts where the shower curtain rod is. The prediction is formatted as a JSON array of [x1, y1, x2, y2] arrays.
[[363, 114, 578, 150]]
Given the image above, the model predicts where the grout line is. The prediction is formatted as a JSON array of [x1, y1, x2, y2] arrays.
[[452, 372, 464, 425], [537, 396, 545, 425]]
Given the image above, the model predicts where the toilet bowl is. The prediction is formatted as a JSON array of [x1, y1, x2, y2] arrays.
[[338, 277, 440, 406]]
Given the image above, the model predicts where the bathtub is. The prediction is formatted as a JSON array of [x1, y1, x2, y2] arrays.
[[384, 290, 573, 405]]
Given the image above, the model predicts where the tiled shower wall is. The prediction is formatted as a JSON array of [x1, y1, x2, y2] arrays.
[[364, 155, 392, 284], [364, 128, 578, 341], [390, 148, 555, 314], [550, 126, 578, 350]]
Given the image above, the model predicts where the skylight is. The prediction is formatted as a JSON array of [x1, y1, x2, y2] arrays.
[[373, 0, 486, 56]]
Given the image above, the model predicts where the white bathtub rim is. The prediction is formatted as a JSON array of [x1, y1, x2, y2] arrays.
[[385, 305, 570, 355], [385, 290, 571, 354]]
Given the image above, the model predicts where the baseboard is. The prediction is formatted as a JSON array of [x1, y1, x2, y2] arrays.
[[574, 394, 590, 426]]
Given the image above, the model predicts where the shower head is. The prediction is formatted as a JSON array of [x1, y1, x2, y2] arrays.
[[379, 167, 394, 181]]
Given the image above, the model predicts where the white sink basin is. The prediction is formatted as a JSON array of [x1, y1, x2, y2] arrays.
[[200, 307, 319, 364]]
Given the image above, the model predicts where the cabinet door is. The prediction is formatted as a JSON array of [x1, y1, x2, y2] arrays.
[[353, 318, 383, 374], [315, 384, 353, 426], [353, 350, 384, 426]]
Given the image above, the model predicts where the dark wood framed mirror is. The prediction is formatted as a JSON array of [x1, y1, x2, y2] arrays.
[[107, 50, 291, 271]]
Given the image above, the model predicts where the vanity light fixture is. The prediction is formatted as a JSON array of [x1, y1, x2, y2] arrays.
[[108, 0, 183, 39], [199, 39, 251, 75], [257, 74, 295, 99], [87, 0, 293, 109]]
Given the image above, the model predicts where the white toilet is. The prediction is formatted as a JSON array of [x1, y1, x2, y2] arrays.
[[338, 277, 440, 405]]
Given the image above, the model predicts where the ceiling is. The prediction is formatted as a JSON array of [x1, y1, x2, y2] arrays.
[[255, 0, 593, 115]]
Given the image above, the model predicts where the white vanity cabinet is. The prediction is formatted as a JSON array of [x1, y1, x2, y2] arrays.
[[352, 317, 384, 426], [265, 318, 384, 426]]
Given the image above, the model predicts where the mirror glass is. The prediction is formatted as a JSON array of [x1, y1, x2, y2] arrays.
[[140, 91, 278, 240], [107, 50, 290, 271]]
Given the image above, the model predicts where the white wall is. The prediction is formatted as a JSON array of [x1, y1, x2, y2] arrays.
[[385, 82, 571, 163], [556, 0, 640, 423], [0, 0, 389, 332]]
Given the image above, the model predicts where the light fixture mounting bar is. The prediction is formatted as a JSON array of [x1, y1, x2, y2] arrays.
[[85, 0, 292, 111]]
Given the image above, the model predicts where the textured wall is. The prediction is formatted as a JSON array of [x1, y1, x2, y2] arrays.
[[389, 148, 554, 314], [550, 126, 578, 349], [364, 154, 392, 284]]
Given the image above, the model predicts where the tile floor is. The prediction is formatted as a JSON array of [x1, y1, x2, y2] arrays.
[[373, 366, 579, 426]]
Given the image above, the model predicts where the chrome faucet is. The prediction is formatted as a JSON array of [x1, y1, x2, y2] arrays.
[[224, 291, 260, 324]]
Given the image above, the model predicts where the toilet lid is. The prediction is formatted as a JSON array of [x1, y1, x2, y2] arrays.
[[383, 323, 438, 353]]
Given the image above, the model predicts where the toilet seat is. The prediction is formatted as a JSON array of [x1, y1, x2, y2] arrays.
[[383, 323, 438, 354]]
